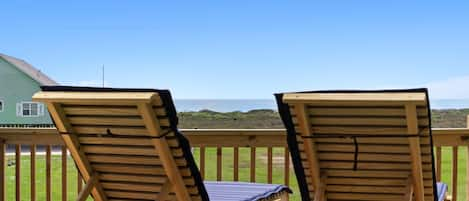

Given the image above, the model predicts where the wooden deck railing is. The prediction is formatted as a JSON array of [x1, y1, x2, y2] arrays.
[[183, 129, 290, 185], [0, 128, 291, 201], [1, 124, 469, 200]]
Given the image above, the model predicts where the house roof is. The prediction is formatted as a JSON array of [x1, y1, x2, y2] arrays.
[[0, 53, 57, 86]]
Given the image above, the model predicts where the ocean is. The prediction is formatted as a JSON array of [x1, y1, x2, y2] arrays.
[[175, 99, 277, 112], [174, 99, 469, 112]]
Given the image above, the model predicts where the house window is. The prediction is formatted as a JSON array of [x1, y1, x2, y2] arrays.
[[0, 100, 3, 112], [16, 102, 44, 117]]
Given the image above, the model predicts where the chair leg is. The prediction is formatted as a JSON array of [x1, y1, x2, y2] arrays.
[[403, 174, 414, 201], [280, 192, 289, 201], [157, 178, 173, 201], [76, 173, 98, 201], [271, 192, 289, 201], [314, 174, 327, 201]]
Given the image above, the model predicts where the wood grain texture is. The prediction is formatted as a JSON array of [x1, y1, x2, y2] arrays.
[[15, 145, 20, 201], [268, 147, 273, 184], [284, 148, 290, 186], [61, 146, 67, 201], [452, 146, 458, 201], [200, 146, 205, 180], [46, 102, 107, 201], [250, 147, 256, 182], [217, 147, 222, 181], [281, 91, 435, 201], [46, 145, 51, 201], [436, 147, 442, 181], [293, 104, 321, 190], [234, 147, 239, 181], [30, 145, 36, 201], [406, 104, 425, 201], [77, 174, 98, 201]]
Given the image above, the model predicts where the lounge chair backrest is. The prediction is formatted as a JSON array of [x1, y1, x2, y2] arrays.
[[276, 89, 436, 201], [33, 86, 208, 201]]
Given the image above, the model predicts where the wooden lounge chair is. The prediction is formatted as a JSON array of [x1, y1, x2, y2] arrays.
[[275, 89, 447, 201], [33, 86, 291, 201]]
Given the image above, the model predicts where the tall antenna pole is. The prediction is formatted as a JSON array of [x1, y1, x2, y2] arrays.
[[102, 64, 105, 87]]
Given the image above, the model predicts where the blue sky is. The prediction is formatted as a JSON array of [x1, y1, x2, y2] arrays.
[[1, 1, 469, 99]]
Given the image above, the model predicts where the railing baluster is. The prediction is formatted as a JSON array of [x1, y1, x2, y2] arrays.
[[452, 146, 458, 201], [233, 147, 239, 181], [467, 115, 469, 201], [62, 146, 67, 201], [46, 145, 51, 201], [15, 145, 21, 201], [436, 147, 442, 182], [5, 128, 469, 201], [284, 147, 290, 186], [0, 140, 5, 201], [250, 147, 256, 182], [216, 147, 222, 181], [267, 147, 273, 184], [466, 145, 469, 201], [31, 145, 36, 201], [199, 146, 205, 179]]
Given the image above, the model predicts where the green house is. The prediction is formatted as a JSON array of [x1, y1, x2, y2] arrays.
[[0, 53, 57, 126]]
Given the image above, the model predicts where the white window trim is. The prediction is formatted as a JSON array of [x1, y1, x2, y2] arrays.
[[16, 101, 44, 117], [0, 99, 3, 112]]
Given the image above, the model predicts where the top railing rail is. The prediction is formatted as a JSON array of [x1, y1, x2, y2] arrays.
[[1, 127, 469, 146], [1, 126, 469, 200]]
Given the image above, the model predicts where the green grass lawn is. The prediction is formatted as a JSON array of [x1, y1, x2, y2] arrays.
[[5, 147, 466, 201]]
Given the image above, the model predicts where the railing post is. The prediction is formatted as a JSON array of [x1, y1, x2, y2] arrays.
[[466, 115, 469, 201], [267, 147, 273, 184], [31, 145, 36, 201], [15, 145, 21, 201], [436, 147, 442, 181], [46, 145, 51, 201], [77, 167, 83, 195], [62, 146, 67, 201], [250, 147, 256, 182], [0, 139, 5, 201], [199, 146, 205, 180], [233, 147, 239, 181], [452, 146, 458, 201], [216, 147, 222, 181], [284, 147, 290, 186]]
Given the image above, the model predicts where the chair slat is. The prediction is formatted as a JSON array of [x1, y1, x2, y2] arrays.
[[99, 173, 194, 185], [304, 107, 428, 117]]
